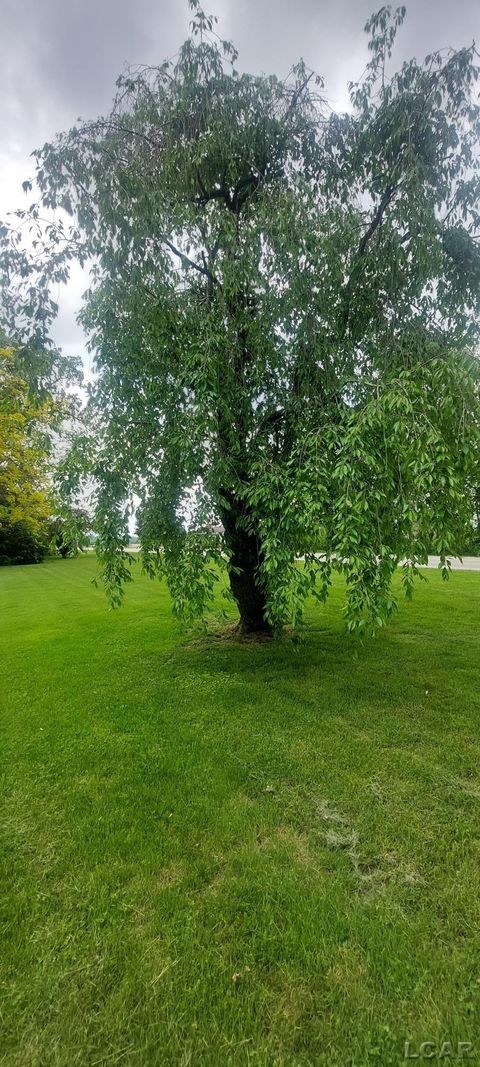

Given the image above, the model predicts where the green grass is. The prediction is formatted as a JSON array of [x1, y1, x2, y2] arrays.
[[1, 556, 480, 1066]]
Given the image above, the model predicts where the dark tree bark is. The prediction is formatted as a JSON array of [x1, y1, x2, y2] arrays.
[[219, 497, 272, 634], [228, 537, 271, 634]]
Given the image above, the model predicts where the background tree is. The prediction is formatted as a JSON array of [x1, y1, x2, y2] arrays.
[[48, 505, 91, 558], [0, 323, 81, 565], [1, 3, 480, 629], [0, 346, 52, 563]]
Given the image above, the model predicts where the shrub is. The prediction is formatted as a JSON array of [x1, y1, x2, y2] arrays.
[[0, 520, 47, 565]]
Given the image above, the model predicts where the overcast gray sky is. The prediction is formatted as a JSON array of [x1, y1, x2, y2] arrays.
[[1, 0, 479, 369]]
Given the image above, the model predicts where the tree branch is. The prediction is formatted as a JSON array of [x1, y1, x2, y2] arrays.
[[357, 183, 396, 258], [164, 239, 216, 284], [337, 182, 397, 341], [284, 72, 315, 119]]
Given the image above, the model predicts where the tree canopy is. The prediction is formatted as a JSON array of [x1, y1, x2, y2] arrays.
[[1, 2, 480, 628], [0, 323, 81, 565], [0, 346, 53, 562]]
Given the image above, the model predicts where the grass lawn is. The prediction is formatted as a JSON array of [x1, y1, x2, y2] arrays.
[[1, 556, 480, 1066]]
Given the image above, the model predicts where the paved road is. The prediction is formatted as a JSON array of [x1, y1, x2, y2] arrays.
[[295, 553, 480, 571], [98, 546, 480, 571], [420, 555, 480, 572]]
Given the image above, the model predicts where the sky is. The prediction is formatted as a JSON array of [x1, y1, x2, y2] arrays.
[[1, 0, 480, 373]]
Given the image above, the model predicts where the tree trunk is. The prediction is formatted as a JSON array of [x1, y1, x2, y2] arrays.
[[220, 500, 272, 635], [228, 545, 271, 634]]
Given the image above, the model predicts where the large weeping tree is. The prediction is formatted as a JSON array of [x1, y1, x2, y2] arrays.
[[1, 3, 480, 632]]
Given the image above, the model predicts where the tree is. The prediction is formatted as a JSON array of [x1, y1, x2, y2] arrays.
[[48, 506, 91, 558], [1, 3, 480, 630], [0, 347, 52, 563], [0, 327, 80, 565]]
